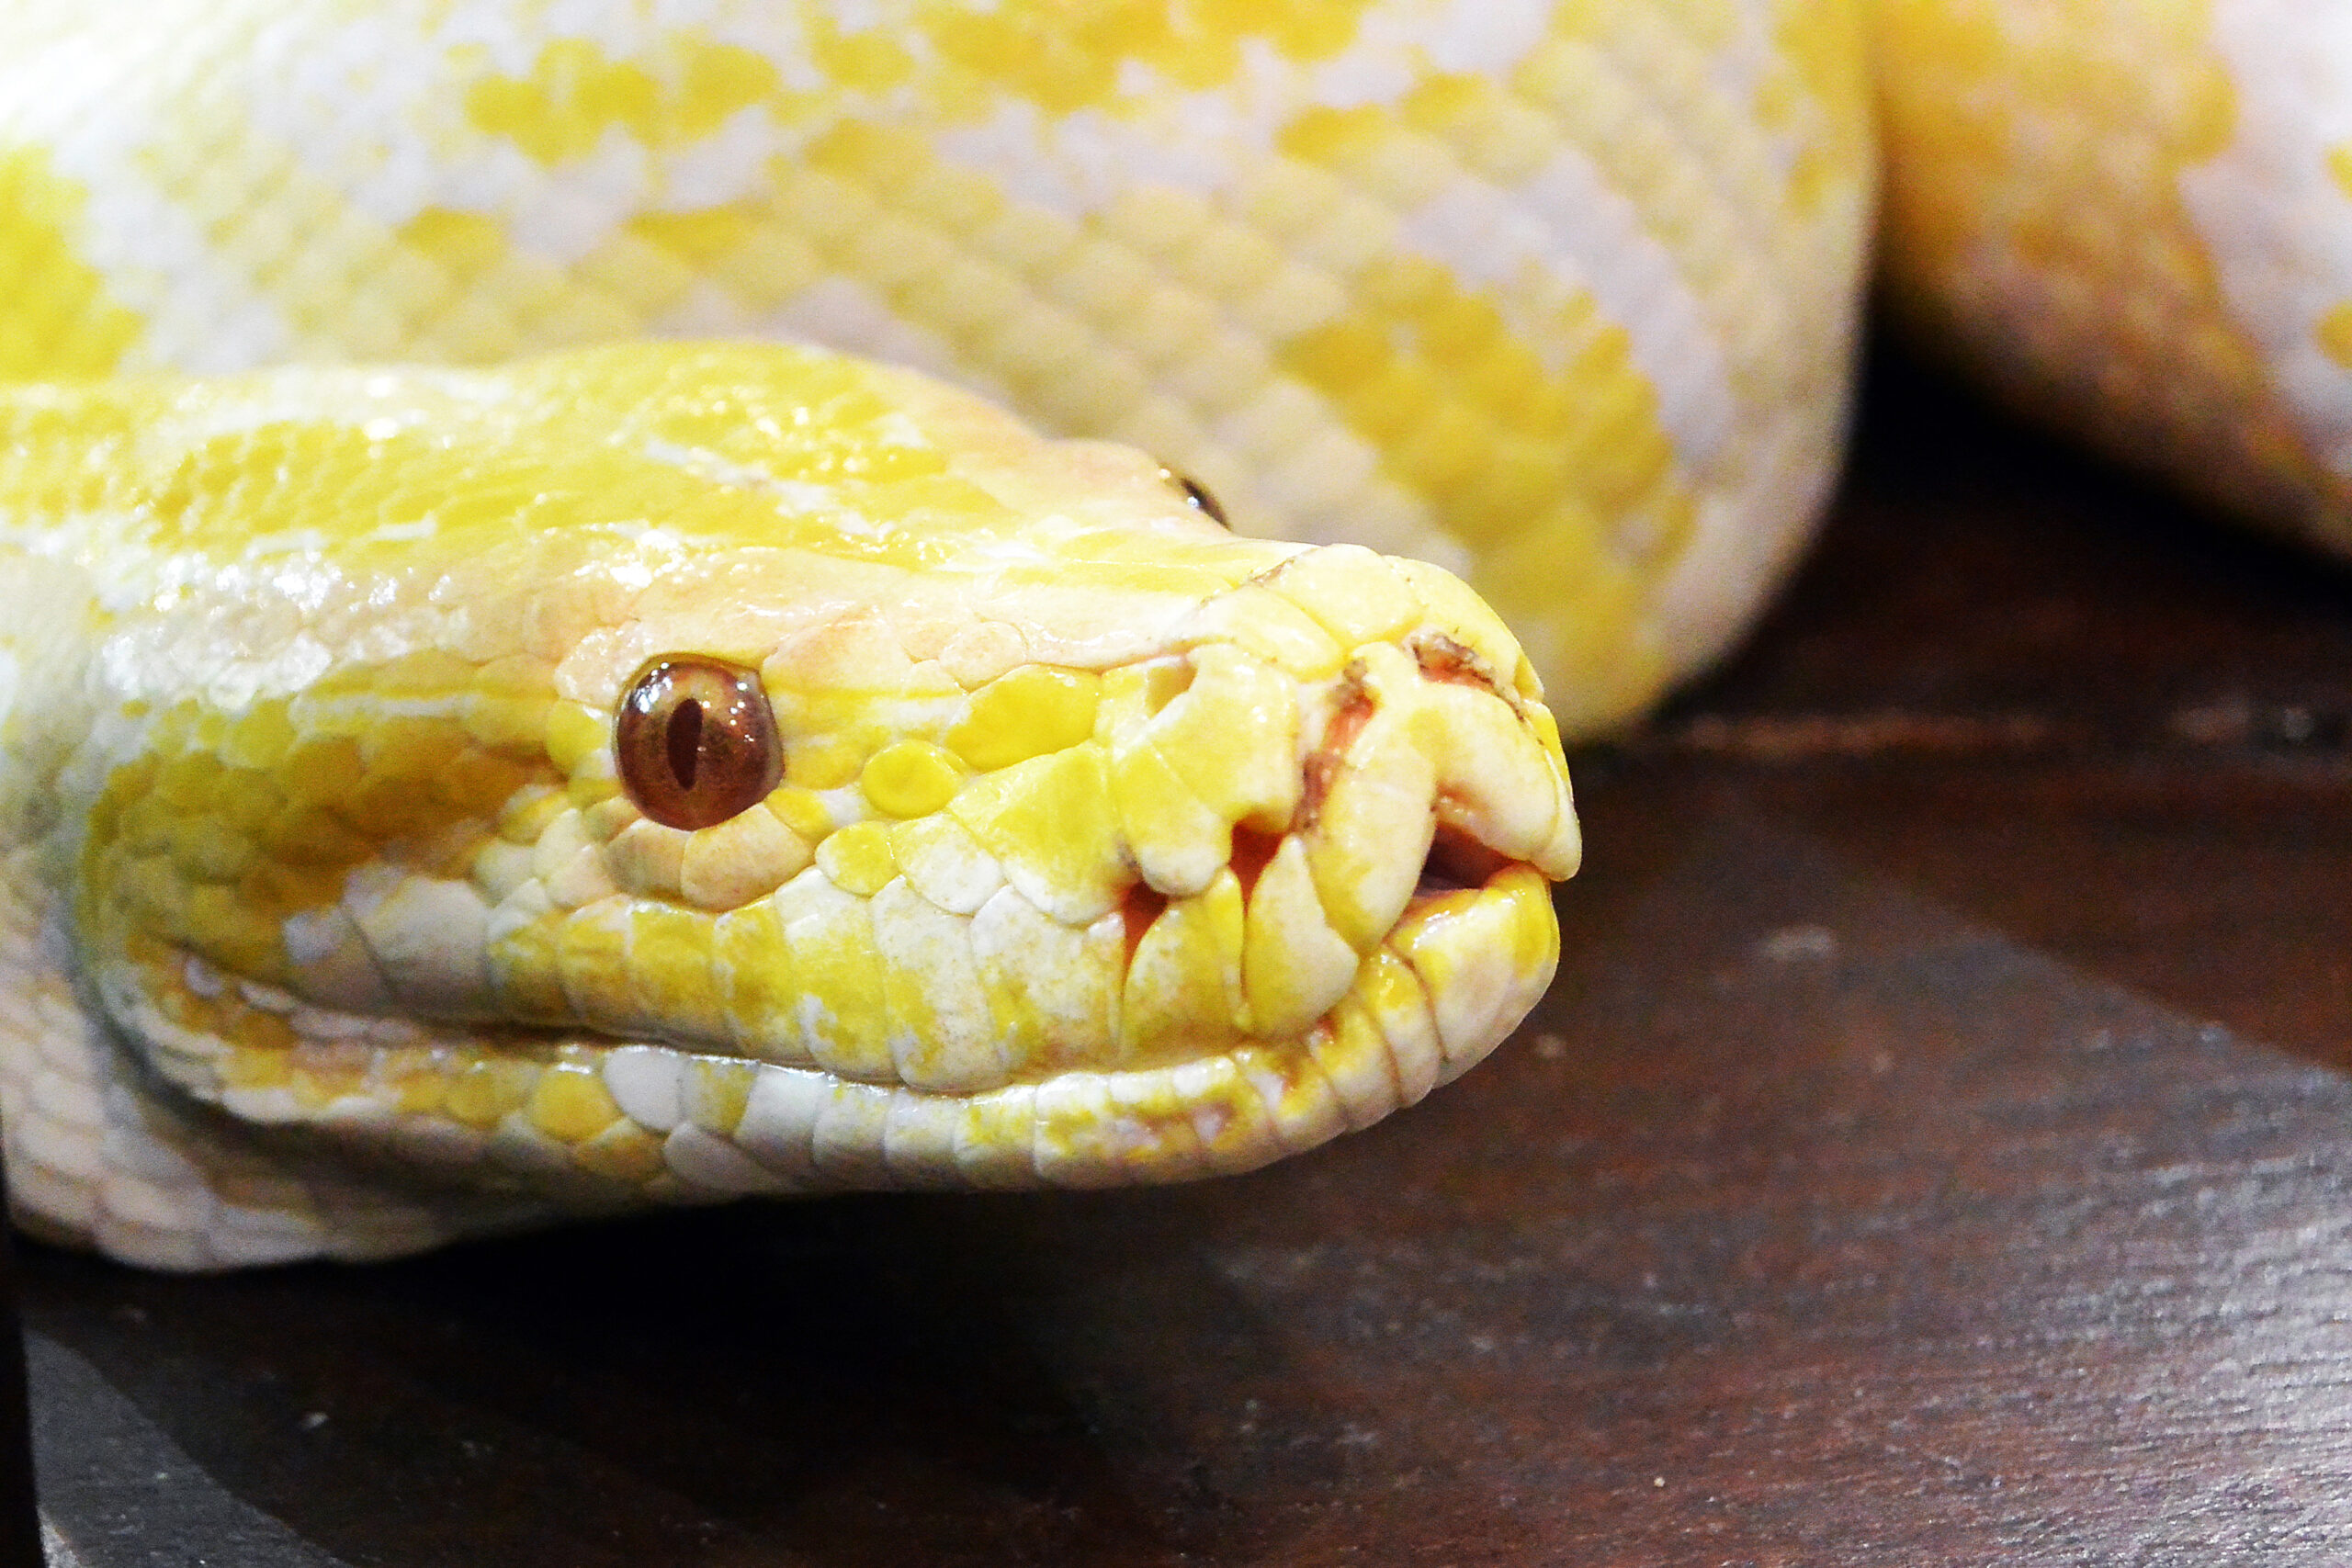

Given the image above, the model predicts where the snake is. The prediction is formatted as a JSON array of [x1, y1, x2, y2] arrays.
[[0, 0, 2345, 1269]]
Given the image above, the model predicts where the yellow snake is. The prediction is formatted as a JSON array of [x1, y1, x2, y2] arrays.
[[0, 1, 2346, 1267]]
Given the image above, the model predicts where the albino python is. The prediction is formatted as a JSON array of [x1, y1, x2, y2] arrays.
[[0, 0, 2345, 1269]]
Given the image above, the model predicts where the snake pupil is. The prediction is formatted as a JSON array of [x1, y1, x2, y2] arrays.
[[616, 657, 783, 830], [667, 699, 704, 790]]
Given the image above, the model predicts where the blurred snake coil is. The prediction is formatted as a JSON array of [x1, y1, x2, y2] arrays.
[[0, 1, 2344, 1268]]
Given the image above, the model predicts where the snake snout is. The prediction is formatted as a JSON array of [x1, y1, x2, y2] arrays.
[[1293, 635, 1576, 958], [1104, 542, 1578, 1076]]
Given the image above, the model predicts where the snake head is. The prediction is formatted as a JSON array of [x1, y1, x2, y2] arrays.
[[65, 343, 1577, 1250]]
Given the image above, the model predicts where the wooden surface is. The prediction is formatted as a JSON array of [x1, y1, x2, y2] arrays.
[[23, 348, 2352, 1565]]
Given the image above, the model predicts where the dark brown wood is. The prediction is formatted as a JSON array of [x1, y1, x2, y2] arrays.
[[24, 344, 2352, 1565], [0, 1164, 46, 1568]]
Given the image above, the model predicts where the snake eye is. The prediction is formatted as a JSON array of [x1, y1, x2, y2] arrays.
[[1159, 465, 1227, 526], [615, 656, 783, 830]]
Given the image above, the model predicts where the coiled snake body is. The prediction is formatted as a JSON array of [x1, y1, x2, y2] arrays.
[[0, 1, 2343, 1267]]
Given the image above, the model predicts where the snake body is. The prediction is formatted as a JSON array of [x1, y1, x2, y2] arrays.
[[2, 1, 2349, 1266]]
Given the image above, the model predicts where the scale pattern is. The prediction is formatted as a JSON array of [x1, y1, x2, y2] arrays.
[[0, 0, 1874, 737], [1876, 0, 2352, 548]]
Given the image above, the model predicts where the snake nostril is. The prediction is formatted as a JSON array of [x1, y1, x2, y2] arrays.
[[1419, 822, 1510, 897]]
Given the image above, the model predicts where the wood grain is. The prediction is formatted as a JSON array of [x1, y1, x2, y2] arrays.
[[22, 348, 2352, 1565]]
